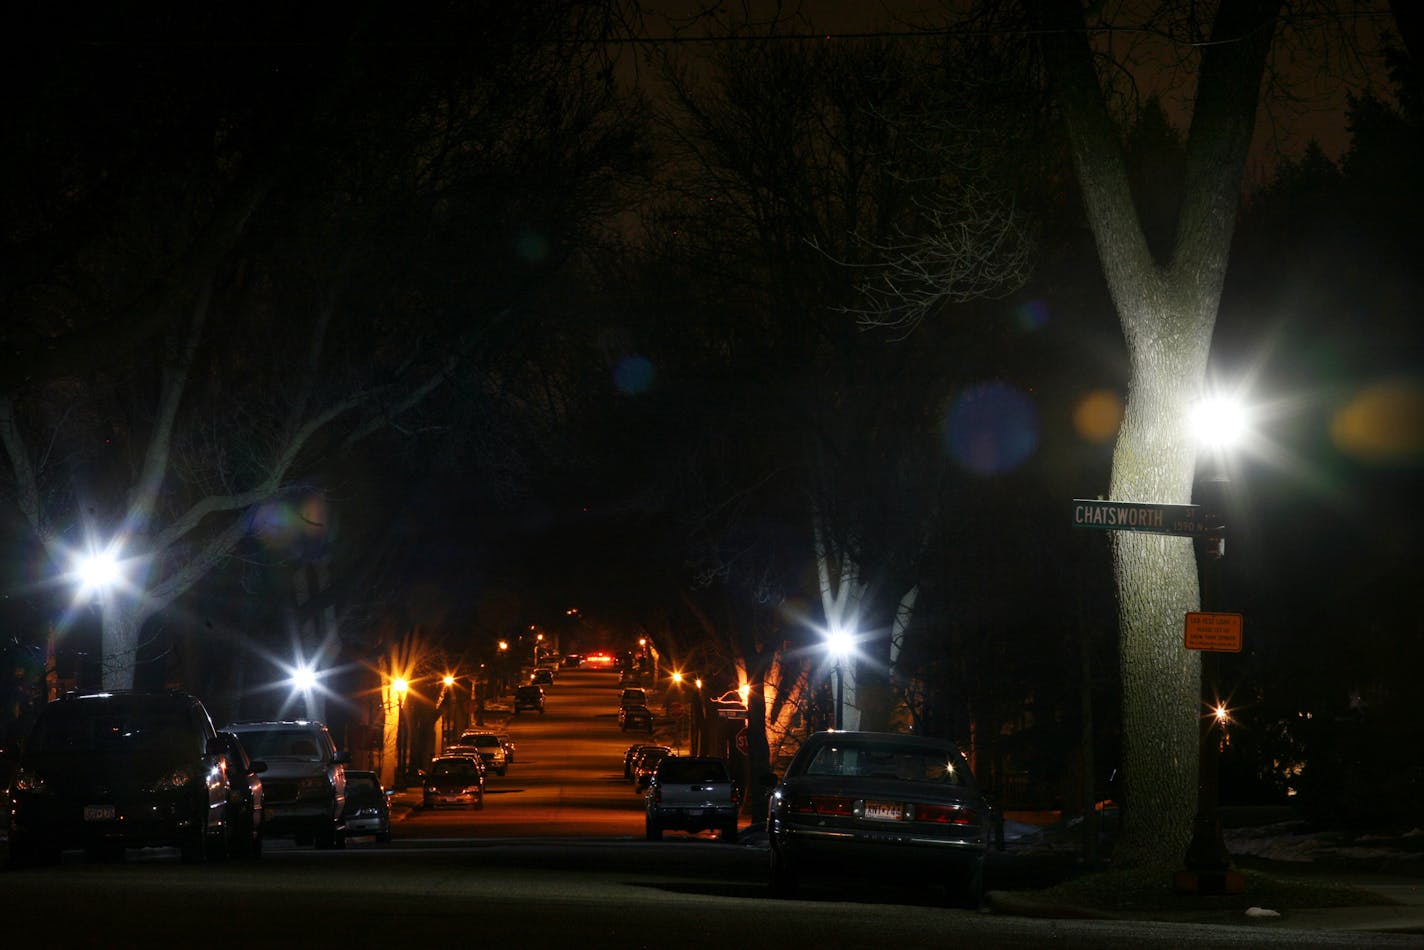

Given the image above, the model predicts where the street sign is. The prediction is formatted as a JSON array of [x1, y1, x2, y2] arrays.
[[667, 701, 685, 717], [717, 707, 747, 719], [1072, 499, 1212, 538], [1185, 611, 1243, 653], [735, 727, 748, 754]]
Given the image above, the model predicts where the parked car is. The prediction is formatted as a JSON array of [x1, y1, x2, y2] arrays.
[[561, 654, 584, 668], [513, 684, 545, 715], [422, 755, 484, 810], [632, 747, 672, 791], [497, 733, 516, 765], [645, 756, 740, 842], [225, 719, 349, 849], [619, 687, 647, 711], [215, 730, 267, 859], [457, 730, 508, 776], [618, 669, 642, 688], [6, 691, 233, 865], [342, 769, 391, 842], [531, 668, 555, 686], [439, 745, 488, 787], [619, 704, 654, 733], [624, 743, 669, 780], [766, 730, 990, 907]]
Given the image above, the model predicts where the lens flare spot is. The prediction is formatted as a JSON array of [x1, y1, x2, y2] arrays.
[[1331, 379, 1424, 464], [1074, 389, 1124, 444], [514, 230, 549, 264], [944, 382, 1039, 475], [614, 355, 655, 395], [1013, 299, 1050, 332]]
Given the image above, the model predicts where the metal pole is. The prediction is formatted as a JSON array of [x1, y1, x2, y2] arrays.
[[1181, 473, 1237, 891], [835, 662, 844, 730]]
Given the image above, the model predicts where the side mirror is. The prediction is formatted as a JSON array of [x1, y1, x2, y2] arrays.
[[250, 759, 269, 775]]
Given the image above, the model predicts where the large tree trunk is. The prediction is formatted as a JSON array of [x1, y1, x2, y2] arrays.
[[1035, 0, 1280, 867]]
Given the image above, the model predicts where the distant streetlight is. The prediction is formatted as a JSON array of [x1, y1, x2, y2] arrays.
[[825, 626, 853, 730]]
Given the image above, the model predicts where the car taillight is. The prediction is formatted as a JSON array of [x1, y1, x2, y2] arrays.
[[791, 795, 855, 816], [909, 803, 978, 826]]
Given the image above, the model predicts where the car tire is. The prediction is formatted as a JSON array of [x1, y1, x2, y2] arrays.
[[645, 819, 662, 842], [180, 823, 208, 864], [375, 829, 391, 843], [316, 822, 346, 850], [769, 846, 799, 898], [948, 857, 986, 910], [8, 833, 59, 868], [722, 822, 739, 843]]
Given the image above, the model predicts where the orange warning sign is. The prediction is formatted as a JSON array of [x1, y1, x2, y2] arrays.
[[1184, 612, 1243, 653]]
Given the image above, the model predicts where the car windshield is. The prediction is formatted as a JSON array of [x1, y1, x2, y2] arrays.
[[659, 760, 727, 784], [27, 699, 198, 756], [429, 762, 478, 780], [346, 775, 379, 800], [234, 728, 324, 761], [802, 741, 970, 785]]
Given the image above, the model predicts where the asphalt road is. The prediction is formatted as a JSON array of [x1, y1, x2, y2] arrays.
[[1, 669, 1418, 949]]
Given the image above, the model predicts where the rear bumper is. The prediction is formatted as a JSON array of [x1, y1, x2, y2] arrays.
[[650, 804, 738, 831], [772, 821, 986, 874]]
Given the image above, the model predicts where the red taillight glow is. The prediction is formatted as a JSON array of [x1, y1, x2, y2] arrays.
[[791, 795, 855, 816], [912, 803, 978, 826]]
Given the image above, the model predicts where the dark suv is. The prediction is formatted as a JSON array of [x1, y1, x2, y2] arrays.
[[513, 684, 545, 715], [224, 720, 348, 849], [6, 691, 233, 865]]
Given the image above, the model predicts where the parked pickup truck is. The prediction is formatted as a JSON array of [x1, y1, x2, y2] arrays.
[[644, 756, 741, 842]]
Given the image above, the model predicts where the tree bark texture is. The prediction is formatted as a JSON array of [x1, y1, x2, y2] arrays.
[[1035, 0, 1280, 867]]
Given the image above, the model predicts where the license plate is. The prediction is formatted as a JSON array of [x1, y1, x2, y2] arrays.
[[83, 804, 115, 822], [864, 801, 902, 821]]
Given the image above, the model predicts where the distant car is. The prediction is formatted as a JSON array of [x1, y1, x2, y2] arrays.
[[619, 687, 647, 711], [531, 668, 555, 686], [619, 704, 654, 733], [215, 730, 267, 859], [342, 769, 391, 842], [618, 669, 642, 688], [458, 730, 509, 776], [561, 654, 584, 668], [624, 743, 670, 780], [423, 755, 484, 810], [767, 730, 990, 907], [225, 719, 349, 849], [513, 684, 545, 715], [7, 691, 234, 865], [632, 747, 673, 791]]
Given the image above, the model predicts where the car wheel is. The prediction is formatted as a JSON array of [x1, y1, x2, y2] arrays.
[[316, 822, 346, 850], [376, 828, 391, 843], [769, 845, 799, 898], [8, 833, 59, 868], [721, 821, 739, 843], [180, 823, 208, 864], [645, 819, 662, 842], [947, 857, 986, 910]]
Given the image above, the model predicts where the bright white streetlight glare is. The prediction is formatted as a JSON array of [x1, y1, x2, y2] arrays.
[[73, 546, 123, 596], [1189, 396, 1249, 450], [291, 664, 318, 693], [826, 626, 854, 658]]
